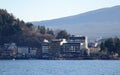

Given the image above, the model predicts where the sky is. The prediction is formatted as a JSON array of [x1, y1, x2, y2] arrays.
[[0, 0, 120, 22]]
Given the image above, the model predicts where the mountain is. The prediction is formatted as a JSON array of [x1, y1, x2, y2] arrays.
[[32, 5, 120, 39]]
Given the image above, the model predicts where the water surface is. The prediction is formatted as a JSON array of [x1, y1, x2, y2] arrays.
[[0, 60, 120, 75]]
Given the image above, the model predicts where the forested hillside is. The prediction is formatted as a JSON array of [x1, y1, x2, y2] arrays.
[[0, 9, 69, 47]]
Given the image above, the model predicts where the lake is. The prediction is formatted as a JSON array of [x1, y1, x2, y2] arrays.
[[0, 60, 120, 75]]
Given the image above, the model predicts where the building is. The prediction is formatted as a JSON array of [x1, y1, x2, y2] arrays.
[[8, 43, 17, 57], [60, 39, 67, 45], [49, 39, 62, 57], [62, 35, 89, 57], [17, 46, 29, 57], [8, 43, 17, 50], [68, 35, 88, 49], [42, 43, 49, 54], [88, 42, 98, 48], [1, 43, 17, 58], [89, 48, 100, 53], [41, 42, 50, 58], [29, 48, 37, 57], [41, 39, 67, 58], [62, 43, 80, 53]]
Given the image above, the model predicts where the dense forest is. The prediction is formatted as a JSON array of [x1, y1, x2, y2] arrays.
[[0, 9, 70, 47]]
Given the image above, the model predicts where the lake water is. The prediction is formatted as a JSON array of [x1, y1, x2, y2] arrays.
[[0, 60, 120, 75]]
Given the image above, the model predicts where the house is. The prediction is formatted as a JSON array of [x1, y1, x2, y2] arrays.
[[41, 39, 50, 58], [4, 43, 10, 49], [29, 48, 37, 57], [17, 46, 29, 57], [49, 39, 63, 57], [42, 43, 49, 53], [2, 43, 17, 58], [41, 42, 50, 58], [8, 43, 17, 57], [8, 43, 17, 50]]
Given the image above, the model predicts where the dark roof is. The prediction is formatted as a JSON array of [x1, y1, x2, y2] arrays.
[[42, 42, 49, 46], [63, 42, 80, 45], [69, 36, 85, 40]]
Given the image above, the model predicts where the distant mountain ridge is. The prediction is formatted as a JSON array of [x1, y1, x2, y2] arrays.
[[32, 5, 120, 39]]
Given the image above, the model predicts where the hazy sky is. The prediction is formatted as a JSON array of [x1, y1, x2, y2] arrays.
[[0, 0, 120, 22]]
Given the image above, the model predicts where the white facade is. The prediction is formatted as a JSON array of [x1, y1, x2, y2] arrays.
[[42, 46, 49, 53], [8, 43, 17, 50], [62, 35, 89, 56], [68, 36, 88, 49], [60, 39, 67, 45], [42, 43, 49, 54]]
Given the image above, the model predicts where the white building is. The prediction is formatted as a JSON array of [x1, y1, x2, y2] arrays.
[[8, 43, 17, 50], [68, 35, 88, 49], [62, 35, 89, 56], [60, 39, 67, 46], [42, 39, 49, 54]]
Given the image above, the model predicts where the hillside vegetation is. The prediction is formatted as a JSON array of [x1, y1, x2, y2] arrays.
[[0, 9, 69, 47]]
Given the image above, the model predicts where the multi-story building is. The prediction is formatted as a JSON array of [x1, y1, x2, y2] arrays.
[[62, 35, 89, 56], [41, 42, 50, 58], [68, 35, 88, 49], [62, 43, 80, 53], [49, 39, 62, 57], [41, 39, 67, 58]]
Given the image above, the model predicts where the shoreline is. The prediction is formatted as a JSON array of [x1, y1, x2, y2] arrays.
[[0, 57, 120, 60]]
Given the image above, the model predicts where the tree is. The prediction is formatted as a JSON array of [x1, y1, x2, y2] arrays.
[[100, 37, 120, 55], [114, 37, 120, 54], [100, 42, 106, 51], [104, 38, 115, 53], [38, 26, 46, 34], [46, 28, 54, 35], [26, 22, 33, 28], [56, 30, 70, 39]]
